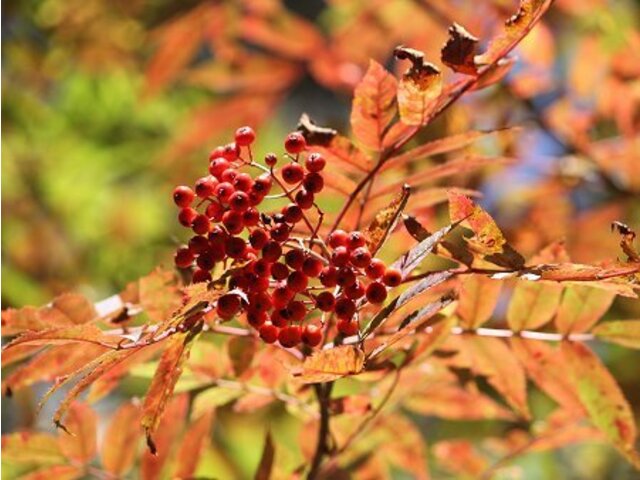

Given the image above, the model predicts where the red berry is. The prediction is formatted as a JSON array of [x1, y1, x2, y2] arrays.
[[178, 207, 198, 227], [229, 191, 250, 212], [264, 152, 278, 167], [282, 204, 303, 224], [214, 182, 235, 203], [287, 271, 308, 293], [235, 126, 256, 146], [229, 273, 248, 291], [252, 174, 272, 196], [366, 282, 387, 304], [287, 300, 306, 321], [272, 286, 293, 308], [315, 291, 335, 312], [226, 236, 247, 259], [319, 266, 338, 287], [221, 169, 238, 184], [284, 132, 306, 154], [248, 190, 264, 206], [250, 275, 270, 292], [175, 246, 194, 268], [262, 241, 283, 262], [336, 267, 356, 287], [249, 292, 273, 311], [382, 268, 402, 287], [281, 163, 305, 184], [337, 319, 359, 336], [328, 230, 348, 248], [192, 269, 212, 283], [345, 281, 365, 300], [233, 173, 253, 193], [222, 142, 240, 161], [350, 247, 372, 268], [217, 294, 241, 319], [209, 146, 225, 161], [209, 158, 231, 178], [295, 189, 314, 209], [243, 208, 260, 226], [222, 210, 244, 234], [271, 310, 287, 327], [302, 257, 323, 277], [270, 223, 290, 243], [366, 258, 386, 279], [302, 173, 324, 194], [195, 176, 218, 198], [247, 309, 268, 327], [347, 231, 366, 250], [305, 153, 326, 173], [192, 214, 211, 235], [188, 236, 209, 254], [302, 325, 322, 347], [173, 186, 195, 207], [249, 228, 269, 249], [271, 262, 289, 281], [335, 297, 356, 319], [331, 246, 350, 267], [279, 325, 302, 348], [285, 249, 305, 270], [205, 201, 224, 221], [259, 322, 278, 343], [197, 250, 217, 270]]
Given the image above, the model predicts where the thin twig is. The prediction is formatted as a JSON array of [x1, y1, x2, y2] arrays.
[[308, 382, 334, 479]]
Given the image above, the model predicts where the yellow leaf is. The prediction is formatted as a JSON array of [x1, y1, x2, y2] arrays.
[[457, 275, 502, 329], [507, 280, 562, 331], [297, 345, 365, 384], [555, 285, 615, 334], [593, 320, 640, 349], [448, 191, 506, 254]]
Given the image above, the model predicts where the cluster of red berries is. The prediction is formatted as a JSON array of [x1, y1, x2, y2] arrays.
[[172, 127, 401, 349]]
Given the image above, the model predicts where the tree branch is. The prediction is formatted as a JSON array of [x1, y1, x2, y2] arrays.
[[308, 382, 334, 479]]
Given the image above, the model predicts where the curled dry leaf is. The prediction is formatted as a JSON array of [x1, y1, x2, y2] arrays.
[[441, 23, 480, 75], [296, 345, 365, 384], [611, 221, 640, 263], [364, 185, 410, 255]]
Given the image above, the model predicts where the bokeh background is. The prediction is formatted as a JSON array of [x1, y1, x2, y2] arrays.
[[2, 0, 640, 478]]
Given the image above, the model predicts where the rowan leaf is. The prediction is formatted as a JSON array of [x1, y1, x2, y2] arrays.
[[448, 191, 506, 255], [1, 432, 65, 465], [57, 402, 97, 464], [506, 280, 562, 331], [173, 411, 212, 479], [297, 345, 365, 384], [138, 268, 183, 324], [611, 221, 640, 262], [560, 341, 640, 467], [475, 0, 552, 67], [433, 440, 488, 477], [101, 402, 143, 477], [394, 46, 443, 126], [555, 285, 616, 334], [228, 336, 258, 377], [312, 135, 370, 173], [593, 321, 640, 349], [364, 185, 410, 255], [392, 224, 454, 277], [254, 430, 275, 480], [457, 275, 502, 329], [441, 23, 480, 75], [464, 336, 530, 418], [192, 387, 243, 419], [4, 324, 119, 350], [536, 262, 640, 283], [350, 60, 398, 151], [142, 331, 199, 453], [510, 338, 584, 412], [15, 465, 83, 480]]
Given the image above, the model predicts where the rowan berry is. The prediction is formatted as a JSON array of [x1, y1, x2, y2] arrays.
[[302, 256, 323, 277], [205, 201, 224, 221], [264, 153, 278, 167], [233, 173, 253, 193], [262, 241, 283, 262], [382, 267, 402, 287], [249, 228, 269, 250], [173, 186, 195, 207], [259, 322, 279, 343], [229, 191, 250, 212], [284, 132, 306, 154], [303, 173, 324, 194], [337, 319, 359, 336], [217, 294, 241, 319], [188, 236, 209, 254], [248, 190, 264, 206], [221, 169, 239, 184], [192, 214, 211, 235], [350, 247, 372, 268], [287, 271, 308, 292], [214, 182, 235, 203], [225, 236, 247, 259], [305, 153, 326, 173], [247, 309, 268, 327], [270, 310, 287, 327], [195, 176, 218, 198], [347, 231, 366, 250], [284, 250, 303, 270], [252, 174, 272, 196], [178, 207, 198, 227], [222, 210, 244, 234], [281, 163, 305, 184], [192, 269, 212, 283], [222, 142, 240, 161], [235, 126, 255, 146], [331, 246, 350, 267], [279, 325, 302, 348], [336, 267, 356, 287], [302, 324, 323, 347], [249, 292, 273, 311], [328, 230, 349, 248], [196, 251, 216, 271], [243, 208, 260, 226], [174, 246, 194, 268], [209, 158, 231, 178], [295, 189, 314, 209], [272, 286, 293, 308], [270, 223, 290, 242], [209, 146, 225, 161], [315, 291, 335, 312], [271, 262, 289, 281], [319, 266, 338, 287], [287, 300, 306, 321], [282, 204, 303, 223], [334, 297, 356, 319], [365, 258, 386, 279], [345, 281, 365, 300], [366, 281, 387, 304], [229, 274, 248, 291]]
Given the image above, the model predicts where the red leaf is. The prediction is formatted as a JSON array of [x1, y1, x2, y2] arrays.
[[101, 402, 143, 477]]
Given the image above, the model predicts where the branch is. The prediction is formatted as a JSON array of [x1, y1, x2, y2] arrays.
[[307, 382, 334, 480]]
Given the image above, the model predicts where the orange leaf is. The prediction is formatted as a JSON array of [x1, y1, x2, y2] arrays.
[[394, 46, 443, 126], [173, 411, 213, 479], [57, 402, 97, 464], [433, 440, 488, 477], [350, 60, 398, 151], [554, 285, 616, 334], [448, 191, 506, 255], [138, 268, 183, 325], [464, 336, 530, 418], [506, 280, 562, 331], [441, 23, 480, 75], [3, 324, 119, 350], [15, 465, 83, 480], [364, 185, 410, 255], [510, 338, 584, 412], [313, 135, 371, 174], [560, 341, 640, 467], [297, 345, 365, 384], [457, 275, 502, 329], [593, 320, 640, 349], [101, 402, 143, 477]]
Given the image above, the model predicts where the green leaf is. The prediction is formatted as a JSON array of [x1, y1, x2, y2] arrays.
[[593, 320, 640, 349]]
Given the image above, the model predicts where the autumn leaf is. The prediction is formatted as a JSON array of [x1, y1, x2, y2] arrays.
[[364, 185, 410, 255], [1, 432, 66, 465], [464, 336, 530, 418], [101, 402, 143, 477], [554, 285, 616, 334], [506, 280, 562, 331], [350, 60, 398, 151], [394, 46, 443, 126], [297, 113, 338, 146], [312, 135, 371, 173], [228, 336, 258, 377], [611, 221, 640, 262], [142, 331, 199, 453], [535, 262, 640, 283], [138, 268, 183, 324], [297, 345, 365, 384], [254, 430, 275, 480], [57, 402, 97, 464], [173, 411, 212, 479], [448, 191, 506, 255], [593, 320, 640, 349], [391, 224, 454, 277], [433, 440, 488, 477], [3, 324, 119, 350], [561, 341, 640, 467], [457, 275, 502, 329], [441, 23, 480, 75]]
